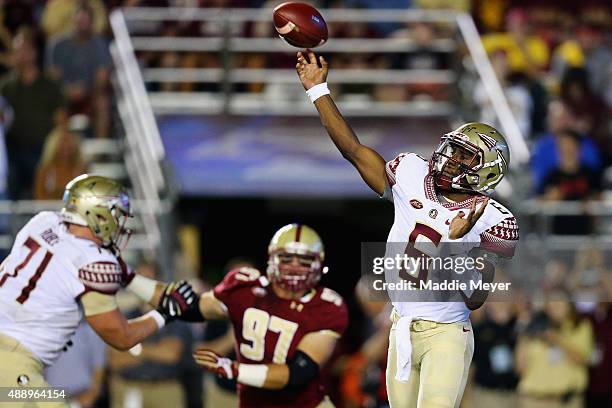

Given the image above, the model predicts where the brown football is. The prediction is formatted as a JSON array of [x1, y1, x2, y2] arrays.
[[273, 2, 328, 48]]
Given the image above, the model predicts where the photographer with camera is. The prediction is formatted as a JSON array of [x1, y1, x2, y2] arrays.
[[515, 291, 594, 408]]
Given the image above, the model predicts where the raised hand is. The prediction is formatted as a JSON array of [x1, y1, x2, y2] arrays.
[[449, 197, 489, 239], [193, 348, 238, 379], [296, 49, 328, 90]]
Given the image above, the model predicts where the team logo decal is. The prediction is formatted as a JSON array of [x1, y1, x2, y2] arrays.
[[429, 209, 438, 219], [410, 199, 423, 209], [478, 133, 497, 150], [17, 374, 29, 386]]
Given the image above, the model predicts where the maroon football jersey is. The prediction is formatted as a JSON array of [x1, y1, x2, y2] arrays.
[[213, 267, 349, 408]]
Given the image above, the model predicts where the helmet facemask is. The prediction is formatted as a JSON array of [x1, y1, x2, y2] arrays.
[[430, 133, 484, 193], [267, 250, 323, 293], [266, 223, 326, 293], [107, 192, 132, 252]]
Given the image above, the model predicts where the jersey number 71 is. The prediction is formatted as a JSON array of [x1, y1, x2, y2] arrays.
[[0, 237, 53, 304]]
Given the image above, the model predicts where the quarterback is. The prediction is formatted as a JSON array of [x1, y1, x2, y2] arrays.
[[155, 224, 348, 408], [295, 51, 518, 408], [0, 175, 174, 406]]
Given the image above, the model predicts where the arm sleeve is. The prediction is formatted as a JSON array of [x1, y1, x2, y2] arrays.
[[479, 217, 519, 258], [384, 152, 409, 189]]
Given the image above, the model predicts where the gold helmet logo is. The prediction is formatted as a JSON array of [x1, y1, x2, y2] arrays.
[[60, 174, 132, 250]]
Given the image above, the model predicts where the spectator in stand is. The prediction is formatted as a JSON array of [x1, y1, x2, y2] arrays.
[[552, 22, 612, 102], [531, 101, 601, 195], [33, 121, 87, 200], [41, 0, 107, 40], [539, 130, 602, 235], [108, 260, 194, 408], [568, 245, 610, 315], [47, 1, 111, 138], [468, 302, 518, 408], [0, 96, 11, 260], [0, 7, 17, 76], [0, 26, 66, 199], [481, 8, 550, 75], [586, 303, 612, 408], [0, 1, 37, 36], [473, 50, 533, 138], [45, 320, 107, 408], [541, 259, 570, 296], [558, 68, 609, 161], [390, 22, 449, 101], [540, 130, 602, 201], [516, 291, 594, 408]]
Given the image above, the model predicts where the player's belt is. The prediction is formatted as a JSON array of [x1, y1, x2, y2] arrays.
[[390, 309, 460, 332]]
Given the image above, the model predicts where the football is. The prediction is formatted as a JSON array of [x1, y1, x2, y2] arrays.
[[273, 2, 328, 48]]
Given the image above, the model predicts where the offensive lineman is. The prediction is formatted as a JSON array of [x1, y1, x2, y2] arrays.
[[295, 50, 519, 408], [155, 224, 348, 408], [0, 175, 173, 406]]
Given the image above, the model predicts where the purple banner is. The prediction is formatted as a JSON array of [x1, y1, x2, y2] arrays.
[[159, 115, 449, 197]]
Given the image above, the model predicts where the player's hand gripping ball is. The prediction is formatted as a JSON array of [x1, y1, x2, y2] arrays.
[[273, 2, 328, 48]]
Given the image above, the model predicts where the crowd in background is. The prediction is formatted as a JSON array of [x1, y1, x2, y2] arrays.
[[0, 0, 609, 203], [0, 1, 609, 408]]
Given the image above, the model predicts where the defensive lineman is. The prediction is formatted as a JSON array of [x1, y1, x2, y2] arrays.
[[155, 224, 348, 408]]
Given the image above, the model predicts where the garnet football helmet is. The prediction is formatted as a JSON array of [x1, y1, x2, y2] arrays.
[[429, 122, 510, 194], [267, 224, 326, 293], [60, 174, 132, 250]]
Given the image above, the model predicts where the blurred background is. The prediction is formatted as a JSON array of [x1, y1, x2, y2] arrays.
[[0, 0, 610, 407]]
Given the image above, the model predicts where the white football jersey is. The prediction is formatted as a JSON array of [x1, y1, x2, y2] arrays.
[[0, 212, 123, 365], [383, 153, 519, 323]]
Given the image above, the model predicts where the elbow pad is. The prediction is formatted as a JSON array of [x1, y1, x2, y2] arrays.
[[286, 350, 319, 389]]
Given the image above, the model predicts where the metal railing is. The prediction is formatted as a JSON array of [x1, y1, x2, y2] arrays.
[[0, 200, 171, 252], [110, 10, 171, 254]]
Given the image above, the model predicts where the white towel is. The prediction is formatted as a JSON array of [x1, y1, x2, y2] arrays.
[[395, 314, 414, 382]]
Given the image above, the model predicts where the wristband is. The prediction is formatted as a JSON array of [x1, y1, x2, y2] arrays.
[[126, 274, 158, 303], [306, 82, 330, 103], [237, 363, 269, 387], [145, 310, 166, 329]]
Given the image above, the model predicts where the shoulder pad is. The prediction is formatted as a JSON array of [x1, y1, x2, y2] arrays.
[[78, 260, 122, 294], [213, 267, 265, 302]]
